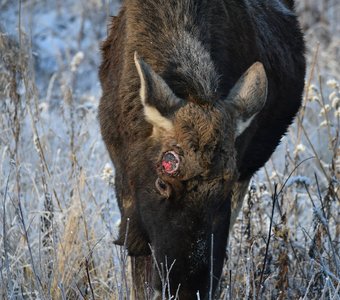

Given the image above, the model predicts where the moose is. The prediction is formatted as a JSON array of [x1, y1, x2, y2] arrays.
[[99, 0, 305, 298]]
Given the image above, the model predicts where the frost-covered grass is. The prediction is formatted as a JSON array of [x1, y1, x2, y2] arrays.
[[0, 1, 339, 299]]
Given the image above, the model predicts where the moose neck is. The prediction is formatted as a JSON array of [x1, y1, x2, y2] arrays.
[[124, 0, 220, 104]]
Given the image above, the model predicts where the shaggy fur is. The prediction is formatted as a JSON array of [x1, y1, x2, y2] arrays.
[[98, 0, 305, 298]]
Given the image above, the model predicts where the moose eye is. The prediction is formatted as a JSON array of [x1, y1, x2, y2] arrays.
[[161, 151, 180, 175], [155, 178, 171, 198]]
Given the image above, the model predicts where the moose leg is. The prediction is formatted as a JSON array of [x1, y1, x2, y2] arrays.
[[131, 256, 153, 300], [230, 180, 250, 230]]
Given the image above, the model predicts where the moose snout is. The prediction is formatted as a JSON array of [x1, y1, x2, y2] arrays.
[[149, 227, 228, 299]]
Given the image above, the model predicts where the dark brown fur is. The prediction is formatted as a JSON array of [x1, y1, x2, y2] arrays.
[[99, 0, 305, 298]]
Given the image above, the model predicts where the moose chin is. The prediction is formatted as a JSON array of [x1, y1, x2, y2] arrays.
[[98, 0, 305, 298]]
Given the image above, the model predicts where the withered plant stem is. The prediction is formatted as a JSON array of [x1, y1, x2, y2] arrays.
[[257, 183, 278, 298]]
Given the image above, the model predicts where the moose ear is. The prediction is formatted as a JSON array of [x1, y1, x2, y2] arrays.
[[134, 52, 183, 134], [226, 62, 268, 136]]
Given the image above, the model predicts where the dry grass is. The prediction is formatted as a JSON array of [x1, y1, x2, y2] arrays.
[[0, 0, 339, 299]]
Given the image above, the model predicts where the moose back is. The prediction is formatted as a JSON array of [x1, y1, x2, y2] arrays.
[[98, 0, 305, 298]]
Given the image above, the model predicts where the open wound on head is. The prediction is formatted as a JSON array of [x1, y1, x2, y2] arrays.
[[162, 151, 180, 175]]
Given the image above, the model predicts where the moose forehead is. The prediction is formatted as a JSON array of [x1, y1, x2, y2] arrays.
[[155, 102, 237, 181], [172, 102, 235, 150]]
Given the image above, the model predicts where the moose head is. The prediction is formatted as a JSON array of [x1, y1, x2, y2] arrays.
[[131, 51, 268, 298]]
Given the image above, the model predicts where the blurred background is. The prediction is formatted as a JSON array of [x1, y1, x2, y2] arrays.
[[0, 1, 339, 299]]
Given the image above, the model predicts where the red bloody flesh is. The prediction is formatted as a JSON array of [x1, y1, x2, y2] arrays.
[[162, 151, 179, 175]]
